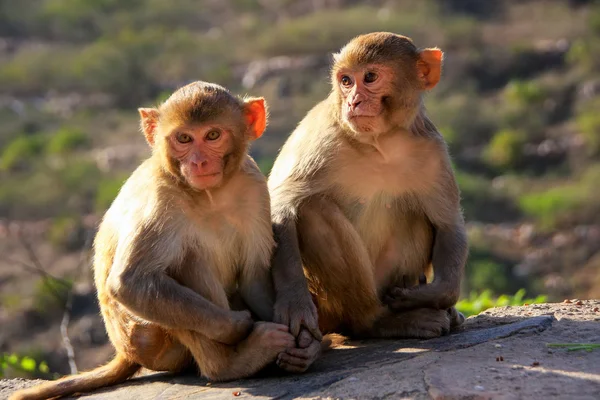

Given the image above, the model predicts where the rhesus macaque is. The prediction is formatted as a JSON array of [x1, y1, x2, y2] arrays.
[[11, 81, 317, 400], [269, 32, 468, 352]]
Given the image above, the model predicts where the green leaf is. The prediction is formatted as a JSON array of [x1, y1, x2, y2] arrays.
[[20, 357, 36, 372], [39, 361, 50, 373]]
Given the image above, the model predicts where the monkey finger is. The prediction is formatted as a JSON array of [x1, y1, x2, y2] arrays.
[[277, 353, 311, 369], [297, 329, 313, 348], [290, 317, 302, 337], [304, 316, 323, 341], [273, 307, 290, 327], [276, 358, 310, 374], [389, 287, 406, 297], [284, 348, 313, 360], [269, 323, 291, 332], [383, 295, 401, 307]]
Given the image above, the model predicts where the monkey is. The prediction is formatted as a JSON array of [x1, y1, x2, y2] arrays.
[[268, 32, 468, 362], [10, 81, 319, 400]]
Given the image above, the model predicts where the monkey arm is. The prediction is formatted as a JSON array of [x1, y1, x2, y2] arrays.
[[271, 218, 322, 340], [105, 223, 253, 345], [385, 161, 468, 311], [107, 267, 252, 345]]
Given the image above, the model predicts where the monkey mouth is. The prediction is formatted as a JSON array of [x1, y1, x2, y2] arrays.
[[347, 109, 381, 119]]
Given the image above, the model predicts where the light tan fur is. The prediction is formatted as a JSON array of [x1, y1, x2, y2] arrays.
[[11, 82, 299, 400], [269, 33, 468, 345]]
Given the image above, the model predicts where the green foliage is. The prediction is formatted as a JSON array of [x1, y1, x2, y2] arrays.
[[566, 37, 600, 74], [47, 127, 89, 154], [518, 166, 600, 228], [519, 188, 584, 229], [48, 216, 86, 251], [577, 112, 600, 155], [0, 294, 22, 314], [456, 289, 547, 317], [504, 80, 546, 107], [483, 129, 526, 170], [467, 260, 510, 295], [32, 277, 73, 316], [95, 175, 127, 212], [546, 343, 600, 352], [0, 353, 50, 378], [256, 157, 275, 176], [576, 99, 600, 156], [0, 135, 45, 171], [255, 6, 422, 56]]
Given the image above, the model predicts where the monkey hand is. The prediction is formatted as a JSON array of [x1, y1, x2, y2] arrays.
[[214, 310, 254, 345], [383, 286, 422, 311], [276, 328, 321, 373], [273, 290, 322, 341]]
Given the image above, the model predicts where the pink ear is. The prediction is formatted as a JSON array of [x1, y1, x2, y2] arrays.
[[138, 108, 160, 146], [417, 48, 443, 90], [244, 98, 268, 140]]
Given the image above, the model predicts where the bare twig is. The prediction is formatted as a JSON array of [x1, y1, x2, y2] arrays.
[[60, 229, 94, 374], [6, 223, 95, 375]]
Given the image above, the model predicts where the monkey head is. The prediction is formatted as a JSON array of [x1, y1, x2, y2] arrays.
[[331, 32, 442, 139], [138, 81, 267, 191]]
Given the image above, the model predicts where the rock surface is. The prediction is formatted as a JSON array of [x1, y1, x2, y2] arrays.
[[2, 301, 599, 400]]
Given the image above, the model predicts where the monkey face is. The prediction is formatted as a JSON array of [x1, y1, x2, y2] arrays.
[[336, 65, 396, 135], [167, 123, 236, 190]]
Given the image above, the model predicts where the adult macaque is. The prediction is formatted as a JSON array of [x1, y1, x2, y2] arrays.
[[269, 32, 468, 350], [11, 81, 316, 400]]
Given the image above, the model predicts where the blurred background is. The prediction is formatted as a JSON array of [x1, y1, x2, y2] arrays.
[[0, 0, 599, 379]]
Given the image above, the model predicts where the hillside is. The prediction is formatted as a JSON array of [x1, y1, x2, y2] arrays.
[[1, 0, 599, 379]]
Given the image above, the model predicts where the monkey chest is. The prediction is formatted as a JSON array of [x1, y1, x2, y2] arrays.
[[329, 138, 441, 201], [187, 207, 274, 291]]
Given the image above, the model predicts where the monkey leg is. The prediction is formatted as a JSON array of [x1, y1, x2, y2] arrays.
[[238, 263, 275, 322], [366, 308, 451, 339], [384, 271, 465, 331], [173, 322, 295, 381], [297, 197, 383, 335], [128, 323, 192, 372]]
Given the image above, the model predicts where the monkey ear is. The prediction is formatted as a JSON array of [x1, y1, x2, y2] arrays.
[[243, 97, 268, 140], [417, 48, 443, 90], [138, 108, 160, 146]]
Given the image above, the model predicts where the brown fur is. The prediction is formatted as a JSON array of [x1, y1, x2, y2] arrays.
[[269, 33, 468, 344], [10, 81, 298, 400]]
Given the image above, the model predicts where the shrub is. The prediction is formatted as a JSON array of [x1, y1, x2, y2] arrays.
[[0, 353, 51, 379], [48, 216, 87, 251], [32, 277, 73, 317], [504, 80, 545, 107], [95, 176, 127, 212], [576, 100, 600, 156], [519, 188, 584, 229], [467, 260, 510, 295], [47, 128, 89, 154], [518, 166, 600, 228], [456, 289, 547, 317], [0, 135, 45, 171], [256, 157, 275, 176], [483, 129, 526, 170]]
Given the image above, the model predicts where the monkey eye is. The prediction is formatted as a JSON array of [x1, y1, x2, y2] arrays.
[[340, 75, 353, 87], [206, 130, 221, 141], [364, 71, 378, 83], [176, 133, 193, 143]]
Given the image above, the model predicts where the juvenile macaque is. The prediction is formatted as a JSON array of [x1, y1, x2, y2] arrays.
[[269, 32, 468, 352], [11, 81, 315, 400]]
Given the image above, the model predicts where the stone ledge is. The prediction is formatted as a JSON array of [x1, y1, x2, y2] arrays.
[[2, 301, 599, 400]]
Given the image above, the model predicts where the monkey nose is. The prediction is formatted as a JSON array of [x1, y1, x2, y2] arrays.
[[349, 100, 362, 110]]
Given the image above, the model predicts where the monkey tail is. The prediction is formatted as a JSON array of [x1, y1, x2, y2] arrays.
[[321, 333, 350, 352], [9, 355, 140, 400]]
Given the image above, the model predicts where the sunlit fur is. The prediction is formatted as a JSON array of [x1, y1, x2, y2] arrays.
[[269, 32, 468, 339], [10, 82, 295, 400]]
